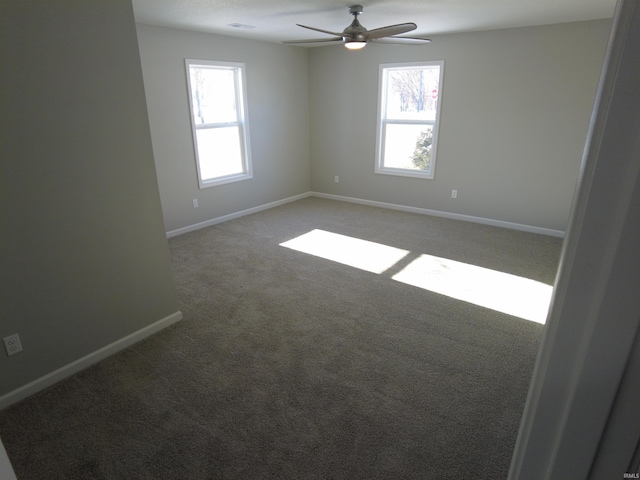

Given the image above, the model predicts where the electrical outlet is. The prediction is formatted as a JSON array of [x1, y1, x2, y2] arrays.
[[451, 189, 458, 199], [192, 198, 199, 208], [3, 334, 23, 356], [334, 176, 340, 183]]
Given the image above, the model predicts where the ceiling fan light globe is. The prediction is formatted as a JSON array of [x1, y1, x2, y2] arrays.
[[344, 41, 366, 50]]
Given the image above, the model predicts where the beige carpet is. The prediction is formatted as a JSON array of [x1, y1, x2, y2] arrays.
[[0, 197, 562, 479]]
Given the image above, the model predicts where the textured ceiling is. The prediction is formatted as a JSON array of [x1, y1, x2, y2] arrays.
[[132, 0, 616, 45]]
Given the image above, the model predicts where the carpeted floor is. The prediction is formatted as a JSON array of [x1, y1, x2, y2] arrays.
[[0, 197, 562, 479]]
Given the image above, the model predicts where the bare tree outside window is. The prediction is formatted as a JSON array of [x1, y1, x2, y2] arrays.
[[389, 68, 439, 114]]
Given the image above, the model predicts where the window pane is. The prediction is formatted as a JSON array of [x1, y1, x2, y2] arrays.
[[189, 67, 237, 125], [383, 124, 434, 171], [196, 126, 243, 180], [386, 67, 440, 121]]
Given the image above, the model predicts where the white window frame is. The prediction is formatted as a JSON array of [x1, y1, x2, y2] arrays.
[[185, 59, 253, 188], [375, 61, 444, 180]]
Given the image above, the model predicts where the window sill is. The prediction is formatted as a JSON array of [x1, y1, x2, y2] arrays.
[[199, 172, 253, 189], [374, 167, 434, 180]]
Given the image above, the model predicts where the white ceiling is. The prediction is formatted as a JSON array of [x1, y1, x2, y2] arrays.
[[132, 0, 616, 45]]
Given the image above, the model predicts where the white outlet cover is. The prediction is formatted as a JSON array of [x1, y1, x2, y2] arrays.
[[3, 334, 23, 356]]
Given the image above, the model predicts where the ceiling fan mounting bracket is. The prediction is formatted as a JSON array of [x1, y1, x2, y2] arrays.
[[349, 5, 364, 16]]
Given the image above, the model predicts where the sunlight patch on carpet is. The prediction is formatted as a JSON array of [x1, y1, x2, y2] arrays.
[[280, 229, 409, 274], [392, 254, 552, 323], [281, 229, 552, 324]]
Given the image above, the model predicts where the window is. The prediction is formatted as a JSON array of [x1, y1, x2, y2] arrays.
[[185, 59, 252, 188], [375, 61, 444, 179]]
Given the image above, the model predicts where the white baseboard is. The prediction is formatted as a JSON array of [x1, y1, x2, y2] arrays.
[[166, 191, 564, 238], [311, 192, 565, 238], [166, 192, 311, 238], [0, 311, 183, 410]]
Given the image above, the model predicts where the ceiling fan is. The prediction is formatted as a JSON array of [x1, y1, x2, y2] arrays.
[[282, 5, 431, 50]]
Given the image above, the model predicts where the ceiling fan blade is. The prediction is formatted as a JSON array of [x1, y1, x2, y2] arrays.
[[282, 37, 343, 45], [372, 36, 432, 45], [365, 22, 417, 40], [296, 24, 351, 38]]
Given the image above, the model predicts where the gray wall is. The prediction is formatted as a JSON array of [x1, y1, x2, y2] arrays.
[[0, 1, 180, 396], [309, 20, 611, 231], [136, 25, 311, 233]]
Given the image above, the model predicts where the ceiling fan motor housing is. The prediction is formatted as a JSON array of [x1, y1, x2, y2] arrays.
[[344, 5, 367, 42]]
